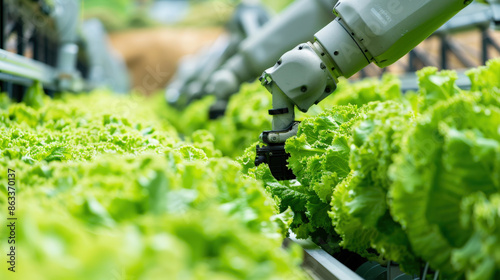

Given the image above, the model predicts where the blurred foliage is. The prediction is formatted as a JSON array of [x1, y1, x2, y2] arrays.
[[263, 0, 295, 13], [177, 0, 295, 27], [175, 0, 236, 28], [82, 0, 296, 31], [0, 88, 307, 280], [82, 0, 158, 31]]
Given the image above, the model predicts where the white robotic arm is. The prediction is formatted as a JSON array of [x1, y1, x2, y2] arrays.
[[255, 0, 474, 180], [203, 0, 338, 116], [166, 1, 271, 109]]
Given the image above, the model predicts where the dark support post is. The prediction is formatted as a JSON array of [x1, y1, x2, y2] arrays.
[[15, 20, 24, 55], [359, 68, 366, 79], [407, 46, 437, 73], [0, 0, 4, 49], [440, 36, 448, 70], [32, 32, 39, 60], [490, 35, 500, 54], [482, 29, 500, 64], [48, 39, 56, 66], [408, 50, 417, 72], [1, 0, 7, 94], [12, 19, 25, 101], [1, 1, 56, 99], [482, 29, 489, 64], [44, 36, 49, 65]]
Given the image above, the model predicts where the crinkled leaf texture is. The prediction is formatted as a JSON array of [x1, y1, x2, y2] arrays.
[[390, 94, 500, 278], [283, 105, 362, 250], [332, 101, 421, 273], [0, 90, 307, 280]]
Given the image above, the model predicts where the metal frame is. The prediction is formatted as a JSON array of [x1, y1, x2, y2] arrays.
[[407, 38, 498, 74], [1, 0, 131, 98], [482, 28, 500, 63], [302, 247, 364, 280], [284, 237, 364, 280], [407, 47, 437, 72], [407, 2, 498, 72], [357, 2, 500, 80], [0, 48, 57, 87], [1, 0, 61, 100], [439, 34, 476, 70], [405, 30, 500, 75], [286, 235, 445, 280]]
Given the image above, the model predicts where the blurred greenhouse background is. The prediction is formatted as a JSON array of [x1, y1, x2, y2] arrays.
[[79, 0, 294, 94], [81, 0, 500, 95], [82, 0, 294, 31], [2, 1, 500, 279]]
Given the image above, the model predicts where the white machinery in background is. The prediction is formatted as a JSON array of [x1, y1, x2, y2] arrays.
[[0, 0, 130, 100], [253, 0, 500, 181], [167, 0, 500, 119], [165, 0, 272, 118], [166, 0, 337, 116], [81, 19, 130, 94]]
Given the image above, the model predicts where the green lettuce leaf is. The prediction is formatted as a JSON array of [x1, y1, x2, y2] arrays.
[[389, 94, 500, 277]]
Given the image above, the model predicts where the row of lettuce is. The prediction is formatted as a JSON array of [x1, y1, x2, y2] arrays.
[[161, 58, 500, 279], [1, 57, 499, 279], [236, 60, 500, 279], [161, 73, 402, 158], [0, 88, 306, 279]]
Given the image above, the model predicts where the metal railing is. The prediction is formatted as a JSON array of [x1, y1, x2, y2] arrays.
[[1, 0, 61, 100], [357, 3, 500, 81], [1, 0, 130, 99]]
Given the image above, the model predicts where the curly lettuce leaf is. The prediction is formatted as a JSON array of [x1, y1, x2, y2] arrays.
[[329, 101, 421, 272], [389, 95, 500, 277], [452, 193, 500, 280], [0, 89, 307, 280]]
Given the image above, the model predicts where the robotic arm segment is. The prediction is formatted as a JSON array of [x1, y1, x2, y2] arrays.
[[236, 0, 339, 75], [166, 1, 271, 109], [256, 0, 473, 180], [263, 0, 473, 128], [203, 0, 339, 118], [234, 1, 272, 36], [314, 20, 370, 78], [261, 42, 337, 114], [314, 0, 471, 80]]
